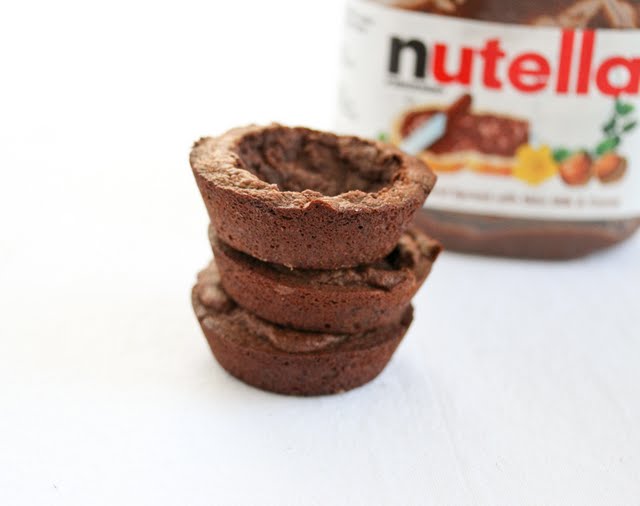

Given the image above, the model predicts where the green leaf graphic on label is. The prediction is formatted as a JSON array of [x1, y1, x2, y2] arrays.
[[377, 132, 389, 142], [615, 101, 634, 116], [596, 136, 620, 155], [623, 121, 637, 133], [603, 118, 616, 134], [553, 148, 572, 162]]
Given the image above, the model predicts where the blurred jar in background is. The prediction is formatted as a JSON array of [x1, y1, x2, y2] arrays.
[[337, 0, 640, 258]]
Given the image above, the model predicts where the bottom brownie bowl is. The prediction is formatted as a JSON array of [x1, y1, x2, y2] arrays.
[[192, 262, 413, 396]]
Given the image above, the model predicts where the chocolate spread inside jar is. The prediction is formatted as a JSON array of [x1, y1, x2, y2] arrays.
[[338, 0, 640, 258]]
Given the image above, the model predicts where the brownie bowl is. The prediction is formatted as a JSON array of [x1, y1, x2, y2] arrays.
[[192, 263, 413, 396], [190, 124, 436, 269], [210, 226, 440, 334]]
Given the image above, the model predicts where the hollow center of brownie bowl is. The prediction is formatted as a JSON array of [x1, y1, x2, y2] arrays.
[[233, 126, 400, 196]]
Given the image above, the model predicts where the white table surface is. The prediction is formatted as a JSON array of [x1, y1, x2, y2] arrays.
[[2, 1, 639, 505]]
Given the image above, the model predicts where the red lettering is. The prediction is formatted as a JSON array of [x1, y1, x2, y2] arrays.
[[416, 31, 639, 97], [596, 57, 640, 96], [479, 39, 505, 89], [577, 31, 595, 94], [432, 44, 474, 85], [556, 30, 575, 93], [508, 53, 551, 92]]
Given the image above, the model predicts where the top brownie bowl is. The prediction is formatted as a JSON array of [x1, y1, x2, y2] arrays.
[[190, 124, 436, 269]]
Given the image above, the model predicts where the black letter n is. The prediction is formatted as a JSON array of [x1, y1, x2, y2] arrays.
[[389, 37, 427, 78]]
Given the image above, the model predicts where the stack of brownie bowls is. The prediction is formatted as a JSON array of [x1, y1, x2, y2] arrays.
[[189, 124, 440, 396]]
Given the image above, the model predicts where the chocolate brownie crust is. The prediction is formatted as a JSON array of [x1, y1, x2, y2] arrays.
[[210, 226, 441, 333], [192, 263, 413, 396], [190, 124, 436, 269]]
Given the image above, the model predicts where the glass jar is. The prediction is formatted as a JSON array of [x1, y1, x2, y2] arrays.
[[337, 0, 640, 258]]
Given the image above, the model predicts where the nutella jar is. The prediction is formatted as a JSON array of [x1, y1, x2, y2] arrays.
[[337, 0, 640, 258]]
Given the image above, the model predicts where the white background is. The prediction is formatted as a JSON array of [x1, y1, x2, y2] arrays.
[[1, 1, 639, 505]]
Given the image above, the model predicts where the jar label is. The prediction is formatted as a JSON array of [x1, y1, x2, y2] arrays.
[[337, 0, 640, 220]]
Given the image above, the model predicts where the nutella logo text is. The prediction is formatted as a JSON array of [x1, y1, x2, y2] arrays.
[[388, 31, 640, 96]]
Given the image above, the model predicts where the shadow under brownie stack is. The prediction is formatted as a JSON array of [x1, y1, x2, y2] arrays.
[[189, 124, 441, 396]]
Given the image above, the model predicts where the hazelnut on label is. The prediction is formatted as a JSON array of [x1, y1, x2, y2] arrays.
[[560, 152, 592, 186], [594, 153, 628, 183]]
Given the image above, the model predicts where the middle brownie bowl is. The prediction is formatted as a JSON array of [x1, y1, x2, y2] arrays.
[[210, 225, 441, 334], [190, 124, 436, 269]]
